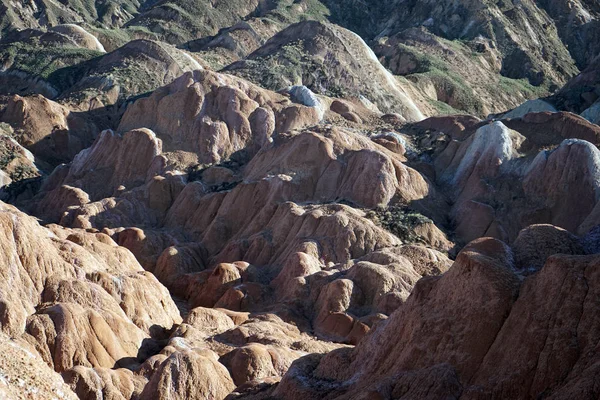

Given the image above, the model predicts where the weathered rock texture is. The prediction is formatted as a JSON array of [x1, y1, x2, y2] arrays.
[[271, 239, 600, 399], [2, 2, 600, 399], [225, 21, 428, 121]]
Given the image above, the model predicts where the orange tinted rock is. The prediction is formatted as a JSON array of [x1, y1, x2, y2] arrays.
[[221, 343, 278, 386], [0, 94, 98, 165], [0, 335, 78, 400], [140, 349, 235, 400], [119, 70, 320, 164]]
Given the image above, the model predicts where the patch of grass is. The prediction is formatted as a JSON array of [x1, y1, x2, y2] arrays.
[[197, 50, 230, 71], [415, 66, 484, 115], [497, 76, 549, 98], [301, 0, 331, 20], [270, 0, 330, 23], [427, 98, 462, 115], [10, 164, 38, 181], [439, 38, 481, 58], [390, 43, 449, 75]]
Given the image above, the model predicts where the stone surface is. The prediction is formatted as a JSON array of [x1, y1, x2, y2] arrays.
[[3, 2, 600, 399]]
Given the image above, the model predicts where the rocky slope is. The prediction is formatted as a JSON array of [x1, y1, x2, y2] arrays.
[[1, 1, 600, 399], [272, 237, 600, 399]]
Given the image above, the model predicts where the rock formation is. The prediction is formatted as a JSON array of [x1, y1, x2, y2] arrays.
[[271, 239, 600, 399], [225, 21, 427, 121], [2, 1, 600, 399]]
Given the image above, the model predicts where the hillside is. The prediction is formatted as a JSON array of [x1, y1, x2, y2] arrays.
[[1, 1, 600, 399]]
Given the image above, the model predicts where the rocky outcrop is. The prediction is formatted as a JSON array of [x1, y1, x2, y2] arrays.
[[552, 54, 600, 115], [59, 39, 203, 109], [48, 25, 106, 52], [140, 349, 235, 400], [4, 2, 600, 399], [416, 114, 600, 244], [242, 127, 429, 208], [0, 94, 98, 167], [0, 334, 78, 399], [29, 128, 164, 224], [54, 128, 161, 201], [501, 99, 557, 119], [512, 224, 584, 272], [274, 239, 600, 399], [119, 69, 322, 164], [62, 366, 146, 400], [501, 111, 600, 153], [0, 124, 39, 185], [0, 200, 181, 379], [523, 139, 600, 234]]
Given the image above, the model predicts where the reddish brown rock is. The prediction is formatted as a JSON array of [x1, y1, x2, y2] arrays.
[[30, 128, 165, 223], [523, 139, 600, 233], [415, 114, 482, 141], [273, 237, 600, 399], [221, 343, 278, 386], [118, 70, 321, 164], [243, 127, 429, 208], [502, 111, 600, 152], [140, 349, 235, 400], [513, 224, 585, 272], [0, 335, 78, 399], [0, 94, 98, 166]]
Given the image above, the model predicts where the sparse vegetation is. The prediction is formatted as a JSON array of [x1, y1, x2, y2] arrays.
[[0, 135, 39, 182], [412, 66, 485, 115], [268, 0, 331, 23], [427, 98, 462, 115], [226, 40, 348, 97], [497, 76, 550, 98], [387, 45, 484, 114], [0, 41, 102, 88], [366, 206, 433, 244], [187, 160, 242, 192]]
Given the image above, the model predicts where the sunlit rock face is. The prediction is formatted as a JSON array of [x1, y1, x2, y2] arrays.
[[2, 1, 600, 399]]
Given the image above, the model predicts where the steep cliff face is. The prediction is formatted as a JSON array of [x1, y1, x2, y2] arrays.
[[535, 0, 600, 69]]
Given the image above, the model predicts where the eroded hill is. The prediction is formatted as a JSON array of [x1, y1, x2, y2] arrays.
[[1, 1, 600, 399]]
